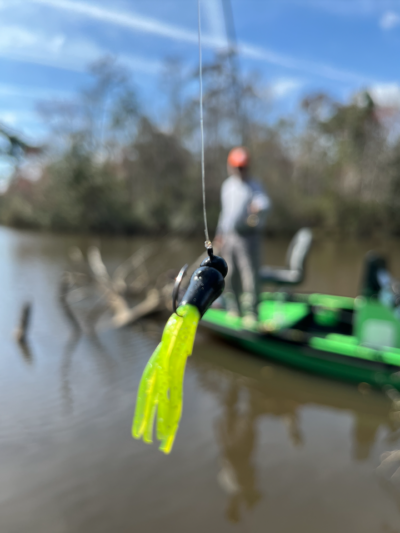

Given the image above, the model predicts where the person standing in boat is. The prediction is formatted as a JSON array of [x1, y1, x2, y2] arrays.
[[214, 147, 270, 325]]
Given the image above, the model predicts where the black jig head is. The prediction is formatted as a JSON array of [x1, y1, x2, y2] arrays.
[[173, 247, 228, 317]]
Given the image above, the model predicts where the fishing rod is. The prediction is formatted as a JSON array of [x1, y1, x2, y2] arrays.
[[132, 0, 228, 454], [221, 0, 247, 145]]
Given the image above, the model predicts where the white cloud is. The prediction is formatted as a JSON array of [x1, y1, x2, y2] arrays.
[[285, 0, 400, 18], [28, 0, 200, 43], [380, 11, 400, 29], [0, 24, 161, 75], [0, 83, 71, 99], [240, 42, 374, 84], [269, 78, 303, 99], [0, 109, 41, 128], [0, 111, 20, 126], [368, 83, 400, 107], [0, 25, 86, 71], [20, 0, 378, 85], [0, 107, 48, 144]]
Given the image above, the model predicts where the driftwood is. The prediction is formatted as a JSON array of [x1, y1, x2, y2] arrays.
[[14, 302, 35, 363], [112, 244, 155, 294], [59, 241, 209, 332], [87, 246, 131, 318], [111, 288, 162, 328], [14, 302, 32, 344]]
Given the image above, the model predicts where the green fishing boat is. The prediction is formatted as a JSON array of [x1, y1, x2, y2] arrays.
[[202, 229, 400, 390]]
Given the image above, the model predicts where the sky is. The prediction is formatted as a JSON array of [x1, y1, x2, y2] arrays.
[[1, 0, 400, 145]]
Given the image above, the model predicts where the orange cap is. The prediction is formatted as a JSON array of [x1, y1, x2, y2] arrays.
[[227, 147, 250, 168]]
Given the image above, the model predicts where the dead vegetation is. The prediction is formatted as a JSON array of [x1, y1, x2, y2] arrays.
[[59, 242, 207, 334]]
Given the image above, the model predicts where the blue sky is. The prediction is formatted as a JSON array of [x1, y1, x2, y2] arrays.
[[1, 0, 400, 143]]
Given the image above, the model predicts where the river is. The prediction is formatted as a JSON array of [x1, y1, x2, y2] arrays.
[[1, 227, 400, 532]]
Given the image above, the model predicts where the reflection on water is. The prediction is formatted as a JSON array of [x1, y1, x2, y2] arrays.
[[216, 382, 262, 522], [2, 227, 400, 531], [60, 333, 82, 414], [17, 337, 34, 364], [192, 343, 400, 524]]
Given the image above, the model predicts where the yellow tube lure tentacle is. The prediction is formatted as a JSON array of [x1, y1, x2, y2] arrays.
[[155, 312, 180, 441], [159, 305, 199, 453], [132, 344, 161, 441], [132, 304, 200, 453], [159, 349, 189, 454]]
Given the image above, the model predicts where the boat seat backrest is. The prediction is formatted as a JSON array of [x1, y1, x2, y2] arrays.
[[285, 228, 313, 272], [361, 251, 388, 298]]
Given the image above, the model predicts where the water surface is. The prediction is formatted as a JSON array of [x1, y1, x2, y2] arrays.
[[1, 227, 400, 532]]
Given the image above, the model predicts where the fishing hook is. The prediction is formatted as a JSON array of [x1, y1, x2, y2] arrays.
[[172, 264, 189, 316]]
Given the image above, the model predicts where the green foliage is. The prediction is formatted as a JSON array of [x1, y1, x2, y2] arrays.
[[124, 118, 198, 232], [41, 146, 133, 233], [2, 55, 400, 238]]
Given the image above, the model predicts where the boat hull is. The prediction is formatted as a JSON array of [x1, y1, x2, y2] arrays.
[[201, 293, 400, 391]]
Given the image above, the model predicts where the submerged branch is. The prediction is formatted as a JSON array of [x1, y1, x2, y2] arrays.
[[87, 246, 130, 317], [61, 242, 210, 332], [111, 289, 162, 329], [14, 302, 32, 345], [112, 244, 155, 293]]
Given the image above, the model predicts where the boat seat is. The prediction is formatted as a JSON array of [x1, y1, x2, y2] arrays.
[[360, 251, 389, 298], [355, 252, 400, 349], [260, 228, 313, 287]]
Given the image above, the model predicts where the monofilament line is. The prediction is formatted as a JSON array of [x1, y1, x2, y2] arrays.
[[197, 0, 210, 247]]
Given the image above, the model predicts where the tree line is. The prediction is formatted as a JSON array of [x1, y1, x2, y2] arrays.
[[1, 54, 400, 238]]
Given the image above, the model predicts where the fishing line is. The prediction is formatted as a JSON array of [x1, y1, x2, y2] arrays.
[[132, 1, 228, 455], [197, 0, 211, 248]]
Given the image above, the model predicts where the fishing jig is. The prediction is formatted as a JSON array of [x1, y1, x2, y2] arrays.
[[132, 246, 227, 454]]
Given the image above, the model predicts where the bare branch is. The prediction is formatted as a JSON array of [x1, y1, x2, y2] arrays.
[[112, 243, 155, 291], [14, 302, 32, 344], [87, 246, 130, 317], [111, 289, 162, 329]]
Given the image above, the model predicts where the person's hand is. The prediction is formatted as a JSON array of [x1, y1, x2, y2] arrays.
[[249, 201, 260, 214]]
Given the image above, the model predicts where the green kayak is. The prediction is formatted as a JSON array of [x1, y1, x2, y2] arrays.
[[202, 292, 400, 390], [202, 243, 400, 394]]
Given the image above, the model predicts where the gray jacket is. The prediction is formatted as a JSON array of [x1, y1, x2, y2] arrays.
[[216, 175, 270, 236]]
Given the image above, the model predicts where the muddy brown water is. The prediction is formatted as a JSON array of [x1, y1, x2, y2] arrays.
[[2, 227, 400, 532]]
